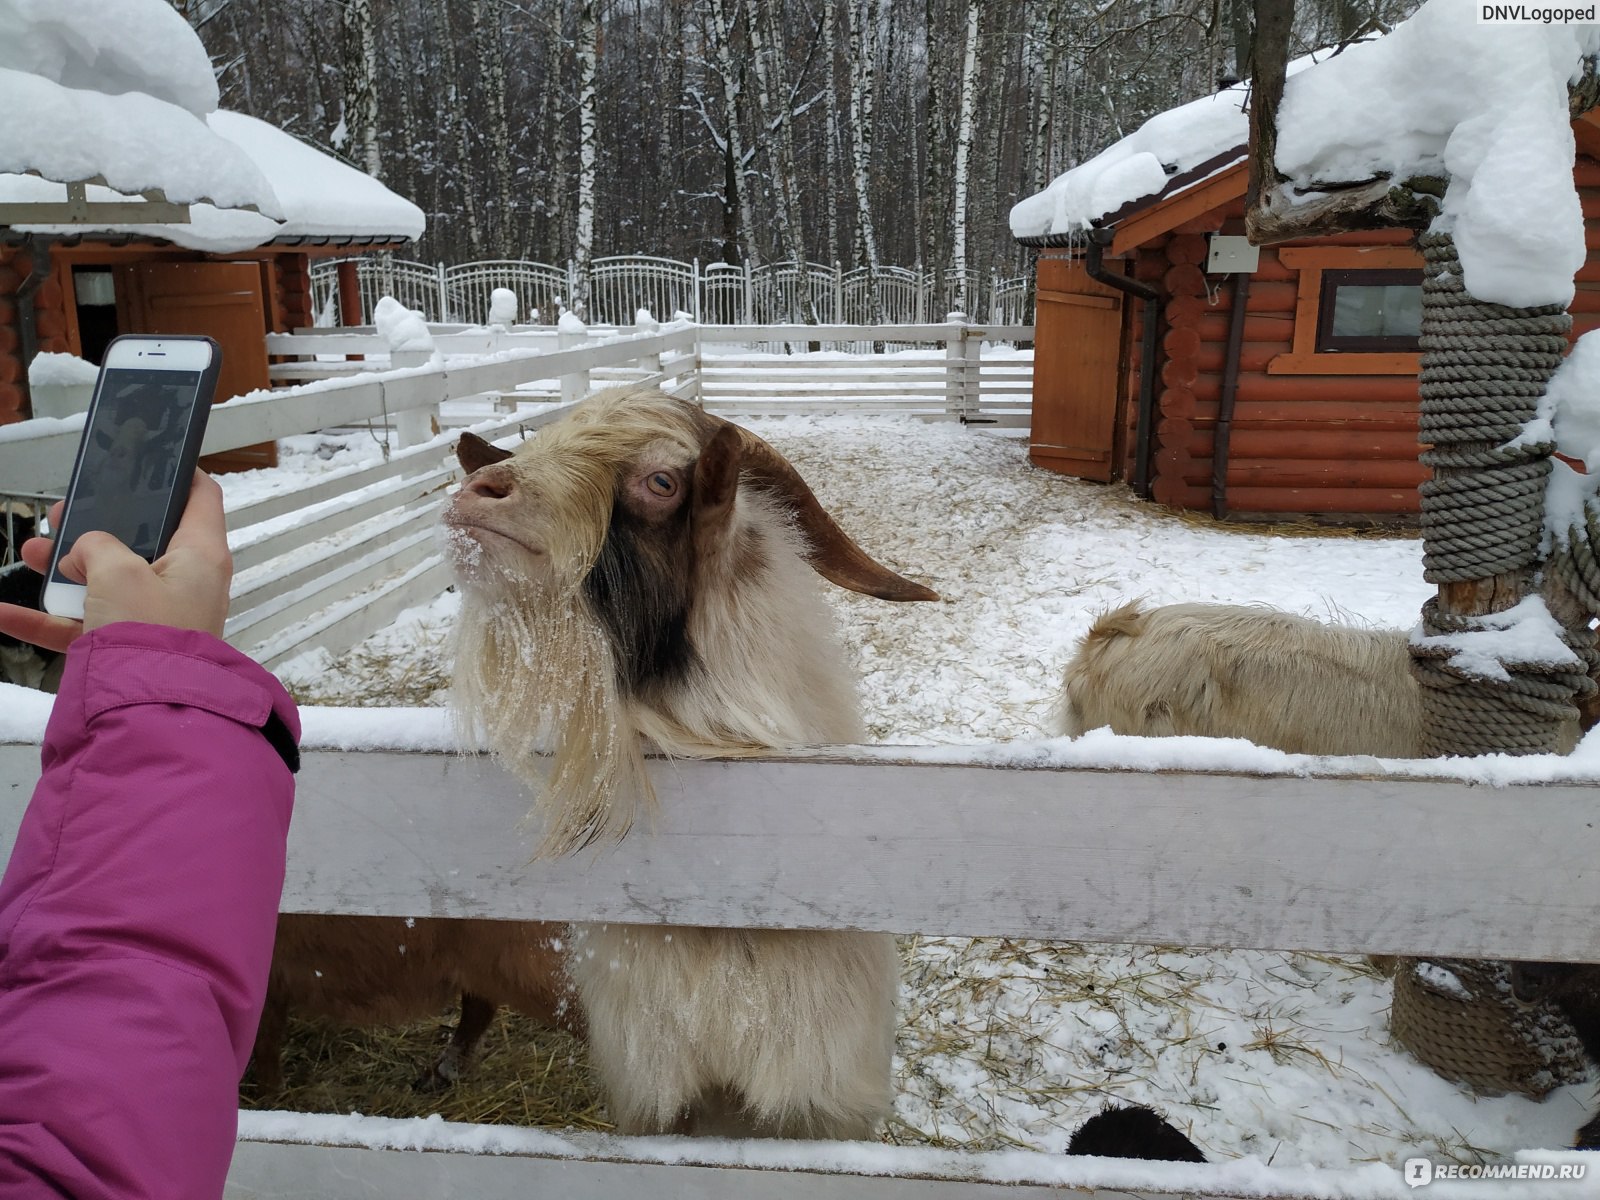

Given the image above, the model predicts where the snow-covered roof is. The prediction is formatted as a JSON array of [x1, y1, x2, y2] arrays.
[[1012, 0, 1600, 309], [0, 0, 423, 251], [1009, 48, 1338, 246]]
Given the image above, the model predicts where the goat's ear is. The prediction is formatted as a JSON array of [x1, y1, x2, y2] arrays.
[[691, 422, 743, 561], [457, 432, 514, 475]]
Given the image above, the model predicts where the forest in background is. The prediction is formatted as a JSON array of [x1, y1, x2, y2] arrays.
[[172, 0, 1421, 288]]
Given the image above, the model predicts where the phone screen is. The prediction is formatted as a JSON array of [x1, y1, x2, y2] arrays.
[[49, 367, 207, 578]]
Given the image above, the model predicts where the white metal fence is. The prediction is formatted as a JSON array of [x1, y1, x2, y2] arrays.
[[311, 256, 1035, 329]]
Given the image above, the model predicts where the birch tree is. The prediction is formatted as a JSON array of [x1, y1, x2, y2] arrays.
[[472, 0, 515, 254], [337, 0, 381, 179], [704, 0, 758, 263], [949, 0, 982, 315], [845, 0, 883, 320], [573, 0, 599, 312]]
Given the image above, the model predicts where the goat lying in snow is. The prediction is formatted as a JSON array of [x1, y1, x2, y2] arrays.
[[1509, 962, 1600, 1148], [1057, 601, 1581, 755], [251, 915, 580, 1092], [444, 386, 937, 1138]]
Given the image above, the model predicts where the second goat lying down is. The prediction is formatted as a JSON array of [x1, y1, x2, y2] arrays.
[[1060, 601, 1430, 755], [445, 387, 938, 1139]]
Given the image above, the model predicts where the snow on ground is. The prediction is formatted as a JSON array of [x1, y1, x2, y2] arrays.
[[254, 410, 1596, 1171]]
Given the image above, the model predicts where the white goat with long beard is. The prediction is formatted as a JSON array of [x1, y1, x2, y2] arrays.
[[443, 387, 937, 1138]]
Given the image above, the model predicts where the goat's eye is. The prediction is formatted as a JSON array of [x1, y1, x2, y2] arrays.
[[646, 472, 677, 497]]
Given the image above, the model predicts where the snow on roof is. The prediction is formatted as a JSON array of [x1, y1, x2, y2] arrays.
[[1275, 0, 1600, 308], [0, 0, 282, 215], [1009, 50, 1337, 245], [0, 111, 425, 251], [0, 0, 218, 117], [0, 0, 422, 249]]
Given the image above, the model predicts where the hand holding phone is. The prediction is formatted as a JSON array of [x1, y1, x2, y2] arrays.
[[44, 335, 222, 620], [0, 472, 233, 654]]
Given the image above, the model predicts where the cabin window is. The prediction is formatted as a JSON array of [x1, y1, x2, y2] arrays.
[[1314, 269, 1423, 353]]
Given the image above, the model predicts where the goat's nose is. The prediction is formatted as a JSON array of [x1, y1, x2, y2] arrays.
[[464, 470, 514, 501]]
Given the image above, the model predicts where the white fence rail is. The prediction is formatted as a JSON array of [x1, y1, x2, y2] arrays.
[[0, 734, 1592, 1199], [311, 256, 1035, 329]]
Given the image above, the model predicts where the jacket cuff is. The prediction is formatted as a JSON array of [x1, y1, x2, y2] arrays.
[[51, 623, 301, 771]]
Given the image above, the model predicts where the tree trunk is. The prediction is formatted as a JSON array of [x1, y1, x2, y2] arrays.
[[1244, 0, 1292, 234], [949, 0, 981, 315], [708, 0, 758, 264], [573, 0, 600, 315], [845, 0, 883, 321], [338, 0, 382, 180], [748, 0, 813, 318], [473, 0, 515, 257]]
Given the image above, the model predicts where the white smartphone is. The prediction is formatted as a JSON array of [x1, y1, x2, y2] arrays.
[[43, 335, 222, 619]]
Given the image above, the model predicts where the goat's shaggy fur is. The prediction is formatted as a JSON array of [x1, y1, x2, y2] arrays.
[[253, 915, 576, 1092], [445, 386, 933, 1138], [1057, 602, 1429, 756]]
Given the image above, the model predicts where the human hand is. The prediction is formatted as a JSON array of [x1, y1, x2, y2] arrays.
[[0, 471, 233, 653]]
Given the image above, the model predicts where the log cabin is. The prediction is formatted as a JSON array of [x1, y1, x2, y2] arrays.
[[1012, 84, 1600, 523]]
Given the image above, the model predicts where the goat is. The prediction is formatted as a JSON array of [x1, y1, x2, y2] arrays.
[[444, 386, 937, 1138], [1060, 602, 1427, 755], [251, 914, 579, 1093], [1057, 601, 1582, 755], [1509, 962, 1600, 1148], [1066, 1103, 1207, 1162]]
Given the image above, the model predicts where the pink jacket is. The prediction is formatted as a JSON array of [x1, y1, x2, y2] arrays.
[[0, 623, 299, 1199]]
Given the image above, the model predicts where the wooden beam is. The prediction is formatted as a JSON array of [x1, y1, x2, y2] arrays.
[[1108, 163, 1248, 257], [6, 744, 1598, 961]]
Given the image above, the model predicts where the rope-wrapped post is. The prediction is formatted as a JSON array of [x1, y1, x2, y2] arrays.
[[1408, 230, 1593, 756]]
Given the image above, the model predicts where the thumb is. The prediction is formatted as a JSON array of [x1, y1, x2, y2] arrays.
[[56, 530, 147, 587]]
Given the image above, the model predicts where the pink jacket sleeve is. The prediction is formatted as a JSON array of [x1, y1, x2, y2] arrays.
[[0, 622, 299, 1200]]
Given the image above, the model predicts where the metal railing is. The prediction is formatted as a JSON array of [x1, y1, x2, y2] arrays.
[[311, 256, 1034, 331]]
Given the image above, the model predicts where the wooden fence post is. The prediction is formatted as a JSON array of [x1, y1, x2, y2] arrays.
[[559, 314, 591, 405], [390, 349, 438, 447]]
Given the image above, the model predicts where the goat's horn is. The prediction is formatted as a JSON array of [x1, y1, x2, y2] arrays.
[[718, 420, 939, 602]]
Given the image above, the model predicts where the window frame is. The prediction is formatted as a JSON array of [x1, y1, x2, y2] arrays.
[[1314, 268, 1423, 354], [1266, 245, 1426, 376]]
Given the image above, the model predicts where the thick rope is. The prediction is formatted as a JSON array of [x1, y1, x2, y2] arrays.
[[1409, 232, 1588, 756]]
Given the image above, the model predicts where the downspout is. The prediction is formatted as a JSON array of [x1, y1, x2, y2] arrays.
[[1211, 271, 1251, 518], [16, 235, 52, 408], [1085, 229, 1162, 498]]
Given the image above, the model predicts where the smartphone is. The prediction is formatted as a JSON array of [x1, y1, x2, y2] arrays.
[[43, 335, 222, 619]]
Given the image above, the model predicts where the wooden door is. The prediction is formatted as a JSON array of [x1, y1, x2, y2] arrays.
[[1029, 255, 1126, 482], [122, 260, 277, 471]]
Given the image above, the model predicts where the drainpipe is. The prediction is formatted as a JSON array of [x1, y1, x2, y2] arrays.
[[1212, 271, 1251, 519], [1085, 229, 1162, 498], [16, 235, 52, 401]]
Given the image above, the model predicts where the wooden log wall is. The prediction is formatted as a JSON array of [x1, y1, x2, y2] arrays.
[[1133, 199, 1426, 517]]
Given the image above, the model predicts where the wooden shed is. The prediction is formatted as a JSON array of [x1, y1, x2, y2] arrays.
[[0, 112, 423, 471], [1017, 108, 1600, 522]]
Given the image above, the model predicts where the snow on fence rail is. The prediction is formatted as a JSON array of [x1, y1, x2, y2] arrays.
[[0, 723, 1594, 1199]]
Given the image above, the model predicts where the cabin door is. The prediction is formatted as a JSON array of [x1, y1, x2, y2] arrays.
[[1029, 256, 1125, 482], [120, 260, 277, 471]]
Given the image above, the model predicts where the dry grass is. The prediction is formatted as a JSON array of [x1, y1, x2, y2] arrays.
[[241, 1006, 609, 1130], [282, 621, 453, 708]]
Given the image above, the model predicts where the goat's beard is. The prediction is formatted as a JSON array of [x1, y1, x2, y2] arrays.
[[451, 577, 651, 858]]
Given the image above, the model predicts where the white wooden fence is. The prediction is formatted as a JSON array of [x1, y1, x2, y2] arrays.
[[0, 729, 1593, 1199]]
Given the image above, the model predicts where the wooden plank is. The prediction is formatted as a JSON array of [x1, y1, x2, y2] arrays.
[[223, 1126, 1332, 1200], [1276, 247, 1424, 270], [230, 470, 449, 573], [1268, 352, 1421, 376], [1108, 162, 1247, 257], [229, 507, 436, 616], [4, 746, 1596, 961]]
